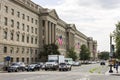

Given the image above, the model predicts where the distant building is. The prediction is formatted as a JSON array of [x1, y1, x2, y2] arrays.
[[0, 0, 97, 64]]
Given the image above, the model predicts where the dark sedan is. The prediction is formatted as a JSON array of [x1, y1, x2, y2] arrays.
[[26, 64, 40, 71]]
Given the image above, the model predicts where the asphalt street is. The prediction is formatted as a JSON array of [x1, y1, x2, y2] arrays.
[[0, 63, 120, 80]]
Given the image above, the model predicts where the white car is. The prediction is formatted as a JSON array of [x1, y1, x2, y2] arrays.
[[59, 63, 71, 71], [73, 61, 81, 66]]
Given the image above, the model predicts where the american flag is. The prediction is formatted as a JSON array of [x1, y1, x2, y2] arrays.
[[76, 42, 80, 49], [58, 35, 63, 45]]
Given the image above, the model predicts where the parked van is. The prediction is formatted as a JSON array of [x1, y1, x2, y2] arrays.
[[65, 58, 73, 65]]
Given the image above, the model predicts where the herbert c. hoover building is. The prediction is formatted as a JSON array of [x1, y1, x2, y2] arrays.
[[0, 0, 97, 64]]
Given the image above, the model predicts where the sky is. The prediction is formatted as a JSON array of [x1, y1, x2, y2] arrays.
[[31, 0, 120, 52]]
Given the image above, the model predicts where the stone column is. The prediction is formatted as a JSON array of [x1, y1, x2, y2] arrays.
[[45, 20, 48, 44], [54, 24, 56, 43], [49, 22, 51, 44], [51, 23, 55, 43]]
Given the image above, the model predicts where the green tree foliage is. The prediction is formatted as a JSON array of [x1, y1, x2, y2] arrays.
[[67, 47, 77, 61], [114, 22, 120, 59], [79, 44, 90, 60], [98, 51, 109, 60], [40, 44, 60, 61]]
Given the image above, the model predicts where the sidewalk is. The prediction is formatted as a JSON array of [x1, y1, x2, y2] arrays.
[[105, 66, 120, 76]]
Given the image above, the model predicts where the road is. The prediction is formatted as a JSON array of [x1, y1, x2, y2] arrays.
[[0, 63, 119, 80]]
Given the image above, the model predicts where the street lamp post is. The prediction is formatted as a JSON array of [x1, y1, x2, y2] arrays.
[[109, 33, 113, 73]]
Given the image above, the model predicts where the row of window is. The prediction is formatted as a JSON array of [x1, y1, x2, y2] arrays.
[[3, 46, 38, 54], [4, 17, 38, 34], [4, 57, 38, 64], [3, 30, 38, 44], [4, 5, 38, 25]]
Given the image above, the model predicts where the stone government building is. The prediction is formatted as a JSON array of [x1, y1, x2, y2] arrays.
[[0, 0, 97, 64]]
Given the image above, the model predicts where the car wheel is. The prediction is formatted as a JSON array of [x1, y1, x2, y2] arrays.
[[45, 69, 48, 71], [59, 69, 61, 71], [15, 69, 19, 72]]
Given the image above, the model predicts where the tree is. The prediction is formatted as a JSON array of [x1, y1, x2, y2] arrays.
[[113, 22, 120, 59], [98, 51, 109, 60], [79, 44, 90, 61], [39, 44, 60, 61], [66, 47, 77, 61]]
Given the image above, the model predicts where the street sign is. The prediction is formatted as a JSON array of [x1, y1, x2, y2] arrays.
[[5, 56, 11, 61]]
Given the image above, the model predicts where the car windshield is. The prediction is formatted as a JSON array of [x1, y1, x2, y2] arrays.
[[29, 64, 36, 67], [11, 63, 19, 66], [48, 60, 57, 62], [59, 63, 66, 65]]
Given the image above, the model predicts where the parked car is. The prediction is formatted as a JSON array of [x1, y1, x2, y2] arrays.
[[7, 62, 26, 72], [41, 63, 46, 70], [73, 61, 81, 66], [100, 61, 105, 65], [26, 64, 41, 71], [59, 63, 72, 71]]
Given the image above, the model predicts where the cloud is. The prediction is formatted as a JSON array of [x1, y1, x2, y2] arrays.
[[63, 0, 120, 9], [32, 0, 120, 51], [97, 0, 120, 9]]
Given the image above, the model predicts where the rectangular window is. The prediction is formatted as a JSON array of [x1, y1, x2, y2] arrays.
[[17, 11, 20, 17], [31, 27, 33, 33], [10, 32, 14, 40], [4, 17, 8, 26], [27, 16, 29, 21], [35, 28, 37, 34], [11, 57, 13, 63], [22, 23, 25, 31], [11, 19, 14, 27], [17, 34, 19, 41], [35, 38, 37, 44], [35, 20, 37, 25], [27, 25, 29, 32], [5, 6, 8, 13], [16, 57, 19, 62], [27, 36, 29, 43], [11, 9, 14, 15], [22, 14, 25, 19], [27, 48, 29, 54], [35, 50, 37, 54], [31, 37, 33, 44], [22, 35, 24, 42], [22, 58, 24, 62], [22, 48, 24, 54], [31, 18, 33, 23], [16, 48, 19, 53], [10, 47, 14, 54], [17, 22, 20, 29], [4, 31, 7, 39], [4, 46, 7, 53]]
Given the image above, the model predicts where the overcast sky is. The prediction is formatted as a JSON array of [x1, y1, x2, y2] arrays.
[[31, 0, 120, 52]]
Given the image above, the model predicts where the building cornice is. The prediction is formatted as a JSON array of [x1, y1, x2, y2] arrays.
[[10, 0, 41, 14]]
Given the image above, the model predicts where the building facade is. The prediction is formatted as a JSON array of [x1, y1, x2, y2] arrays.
[[0, 0, 97, 64]]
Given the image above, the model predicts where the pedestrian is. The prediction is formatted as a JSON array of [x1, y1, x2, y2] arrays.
[[115, 61, 119, 73]]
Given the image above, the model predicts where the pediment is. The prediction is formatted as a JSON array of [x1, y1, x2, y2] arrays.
[[72, 25, 77, 31], [69, 24, 77, 31], [48, 9, 59, 19]]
